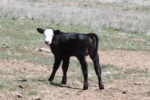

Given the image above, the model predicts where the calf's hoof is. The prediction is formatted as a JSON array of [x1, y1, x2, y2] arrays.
[[83, 83, 88, 90], [83, 86, 88, 90], [61, 80, 67, 85], [48, 77, 54, 82], [99, 84, 104, 90]]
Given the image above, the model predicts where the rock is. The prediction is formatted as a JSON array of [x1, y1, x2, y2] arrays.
[[122, 91, 127, 94], [0, 44, 9, 50], [18, 85, 23, 89], [16, 94, 23, 98], [37, 48, 51, 53], [35, 98, 42, 100]]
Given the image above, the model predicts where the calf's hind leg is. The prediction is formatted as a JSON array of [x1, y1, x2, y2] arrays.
[[78, 56, 88, 90], [90, 53, 104, 89], [61, 57, 70, 84]]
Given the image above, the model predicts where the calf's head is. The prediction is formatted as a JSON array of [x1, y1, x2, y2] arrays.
[[37, 28, 54, 45]]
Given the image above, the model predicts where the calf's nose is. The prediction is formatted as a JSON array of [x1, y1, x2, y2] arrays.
[[45, 41, 49, 45]]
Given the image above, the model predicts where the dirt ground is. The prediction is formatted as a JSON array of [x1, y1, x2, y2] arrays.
[[100, 50, 150, 70], [0, 50, 150, 100]]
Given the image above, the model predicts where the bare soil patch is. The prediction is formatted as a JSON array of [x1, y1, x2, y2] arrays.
[[0, 50, 150, 100], [100, 50, 150, 70]]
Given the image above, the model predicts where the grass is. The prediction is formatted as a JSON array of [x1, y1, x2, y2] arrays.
[[1, 0, 150, 33], [100, 64, 150, 85], [0, 19, 93, 64], [0, 19, 149, 62], [0, 18, 149, 70], [0, 84, 6, 89], [99, 28, 150, 50]]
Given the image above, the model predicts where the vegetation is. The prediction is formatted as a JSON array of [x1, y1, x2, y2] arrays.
[[0, 0, 150, 33], [0, 19, 149, 65]]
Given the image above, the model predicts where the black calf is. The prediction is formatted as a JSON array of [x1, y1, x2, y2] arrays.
[[37, 28, 104, 90]]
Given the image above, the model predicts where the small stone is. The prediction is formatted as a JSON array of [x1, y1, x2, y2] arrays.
[[18, 85, 23, 89], [122, 91, 127, 94], [35, 98, 42, 100], [17, 94, 23, 98], [38, 48, 50, 53], [134, 83, 140, 85]]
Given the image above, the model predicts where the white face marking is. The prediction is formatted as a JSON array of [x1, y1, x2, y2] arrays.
[[43, 29, 54, 45]]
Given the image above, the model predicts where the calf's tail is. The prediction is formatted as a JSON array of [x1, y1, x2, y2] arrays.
[[87, 33, 99, 56]]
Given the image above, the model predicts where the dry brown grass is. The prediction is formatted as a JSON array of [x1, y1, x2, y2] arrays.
[[0, 0, 150, 34]]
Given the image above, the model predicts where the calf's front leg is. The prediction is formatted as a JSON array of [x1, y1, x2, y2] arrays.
[[48, 57, 61, 82]]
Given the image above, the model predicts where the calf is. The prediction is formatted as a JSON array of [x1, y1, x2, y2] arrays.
[[37, 28, 104, 90]]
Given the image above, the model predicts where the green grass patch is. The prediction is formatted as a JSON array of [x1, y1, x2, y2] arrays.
[[22, 77, 49, 85], [125, 69, 148, 74], [111, 73, 128, 80], [0, 84, 6, 89], [102, 64, 123, 72], [28, 90, 38, 96], [99, 28, 150, 51], [102, 64, 150, 82]]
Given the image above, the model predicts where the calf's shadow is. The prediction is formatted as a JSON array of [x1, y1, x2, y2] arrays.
[[50, 82, 82, 90]]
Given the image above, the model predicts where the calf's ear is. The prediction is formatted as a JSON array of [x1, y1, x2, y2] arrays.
[[54, 30, 60, 34], [37, 28, 44, 34]]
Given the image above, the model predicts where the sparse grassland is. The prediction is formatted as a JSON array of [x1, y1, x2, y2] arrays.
[[0, 19, 149, 65], [1, 0, 150, 34], [0, 19, 150, 100], [0, 0, 150, 99]]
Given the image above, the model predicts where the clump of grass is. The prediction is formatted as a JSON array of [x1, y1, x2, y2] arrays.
[[102, 64, 150, 82], [24, 77, 49, 85], [102, 64, 122, 72], [0, 84, 6, 89], [28, 90, 38, 96], [125, 69, 148, 74], [111, 73, 128, 80]]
